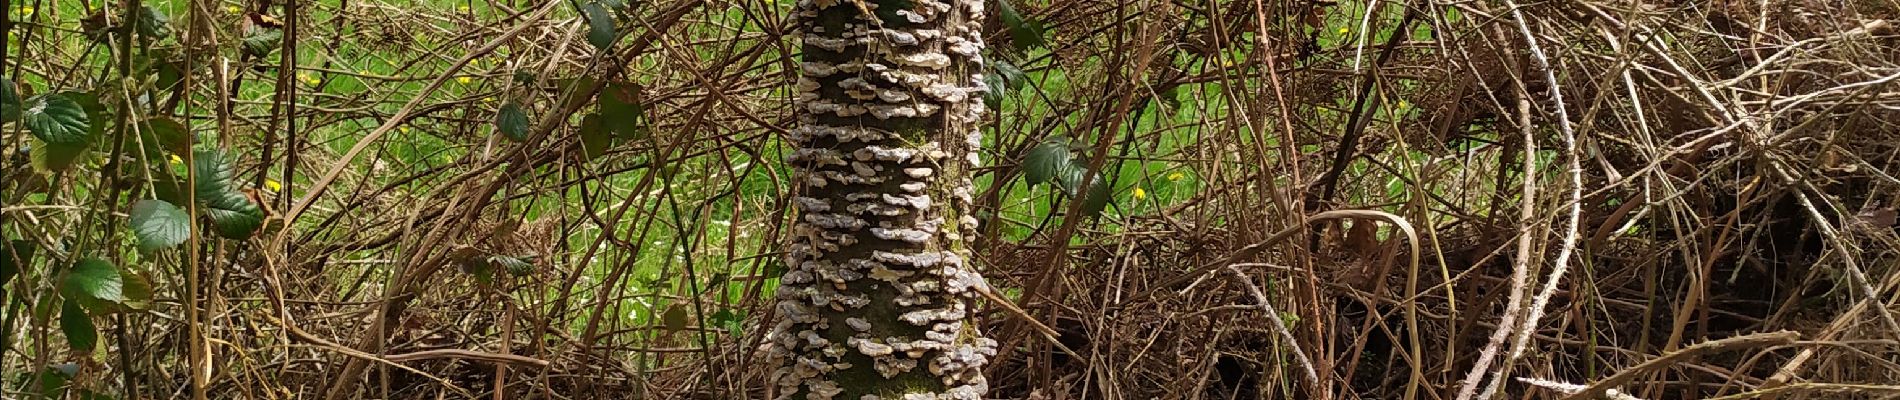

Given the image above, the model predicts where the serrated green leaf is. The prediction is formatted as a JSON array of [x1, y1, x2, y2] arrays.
[[582, 2, 617, 51], [60, 299, 97, 352], [241, 27, 283, 57], [1, 74, 19, 123], [994, 59, 1027, 90], [578, 113, 612, 161], [997, 0, 1047, 52], [193, 150, 265, 239], [62, 259, 125, 304], [490, 255, 534, 277], [131, 199, 191, 254], [1, 240, 34, 286], [22, 94, 93, 145], [496, 101, 530, 142], [1023, 137, 1071, 186]]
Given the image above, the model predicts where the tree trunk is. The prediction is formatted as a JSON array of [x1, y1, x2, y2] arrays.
[[770, 0, 995, 399]]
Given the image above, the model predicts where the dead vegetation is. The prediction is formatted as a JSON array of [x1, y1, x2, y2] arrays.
[[3, 0, 1900, 398]]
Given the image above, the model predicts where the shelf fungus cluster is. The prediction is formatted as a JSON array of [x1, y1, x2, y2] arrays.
[[770, 0, 995, 399]]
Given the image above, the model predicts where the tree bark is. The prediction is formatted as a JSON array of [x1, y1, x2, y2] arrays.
[[770, 0, 995, 399]]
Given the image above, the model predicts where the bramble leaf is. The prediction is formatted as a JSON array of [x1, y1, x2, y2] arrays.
[[131, 199, 191, 254]]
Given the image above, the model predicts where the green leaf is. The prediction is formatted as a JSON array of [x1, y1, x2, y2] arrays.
[[131, 199, 191, 254], [31, 364, 78, 398], [598, 81, 647, 140], [22, 94, 93, 145], [661, 304, 688, 332], [139, 5, 172, 39], [496, 101, 530, 142], [32, 91, 107, 173], [709, 309, 744, 337], [60, 299, 98, 352], [983, 72, 1005, 110], [241, 27, 283, 57], [554, 77, 601, 111], [1023, 137, 1071, 186], [151, 172, 190, 206], [997, 0, 1047, 52], [30, 141, 93, 174], [581, 1, 617, 51], [1, 74, 19, 123], [113, 269, 155, 312], [1077, 170, 1112, 216], [141, 117, 193, 156], [985, 59, 1028, 109], [150, 51, 187, 92], [450, 247, 492, 283], [193, 150, 265, 239], [994, 58, 1028, 90], [1054, 163, 1112, 217], [489, 255, 534, 277], [1, 240, 34, 287], [578, 113, 612, 161], [63, 259, 125, 305]]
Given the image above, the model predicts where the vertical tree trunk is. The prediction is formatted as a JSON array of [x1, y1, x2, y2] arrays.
[[770, 0, 994, 399]]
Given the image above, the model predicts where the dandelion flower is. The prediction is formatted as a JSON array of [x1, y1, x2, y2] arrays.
[[1132, 187, 1147, 200], [264, 179, 282, 191], [1338, 27, 1350, 35], [1167, 172, 1185, 181], [457, 76, 472, 84]]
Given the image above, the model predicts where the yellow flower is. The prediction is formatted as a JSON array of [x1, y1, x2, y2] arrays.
[[1166, 172, 1185, 182], [17, 6, 33, 17], [264, 179, 283, 191], [457, 76, 472, 84], [226, 5, 240, 14], [1338, 27, 1350, 35], [1132, 187, 1147, 200], [170, 155, 184, 164], [483, 97, 495, 103], [399, 126, 412, 133]]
